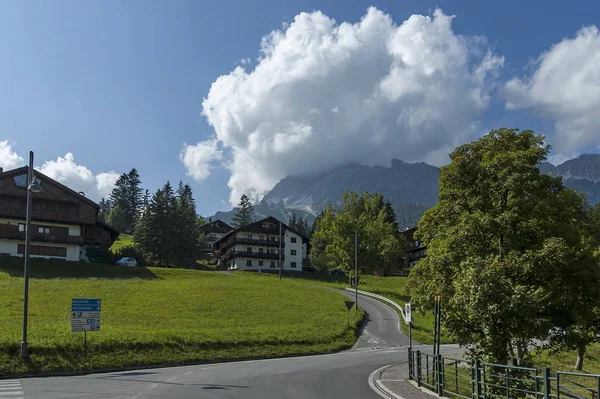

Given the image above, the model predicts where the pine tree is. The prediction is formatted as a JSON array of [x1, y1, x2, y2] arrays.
[[134, 182, 178, 267], [288, 213, 298, 230], [125, 168, 143, 233], [231, 194, 256, 227], [174, 182, 201, 266], [107, 202, 128, 233], [141, 189, 150, 212], [108, 173, 128, 228], [98, 198, 111, 217]]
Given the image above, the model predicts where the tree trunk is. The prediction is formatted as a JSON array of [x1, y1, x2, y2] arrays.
[[575, 344, 586, 371]]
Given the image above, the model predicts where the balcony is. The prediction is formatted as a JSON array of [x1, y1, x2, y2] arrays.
[[215, 237, 284, 252], [0, 225, 83, 245], [219, 250, 284, 263], [0, 209, 80, 224]]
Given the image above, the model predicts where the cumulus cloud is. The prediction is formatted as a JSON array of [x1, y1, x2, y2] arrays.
[[185, 7, 503, 206], [506, 25, 600, 154], [37, 153, 119, 201], [0, 140, 25, 170], [180, 139, 223, 181]]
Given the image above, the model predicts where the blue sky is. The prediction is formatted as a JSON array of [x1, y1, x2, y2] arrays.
[[1, 0, 599, 216]]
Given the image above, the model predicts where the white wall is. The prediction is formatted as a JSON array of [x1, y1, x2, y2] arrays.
[[284, 230, 303, 270], [0, 239, 80, 261]]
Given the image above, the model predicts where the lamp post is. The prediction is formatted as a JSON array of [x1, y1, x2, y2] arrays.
[[21, 151, 41, 360], [354, 230, 358, 310]]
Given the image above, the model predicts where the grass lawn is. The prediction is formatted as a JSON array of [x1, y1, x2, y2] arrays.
[[109, 234, 134, 253], [0, 257, 363, 377], [279, 272, 451, 345]]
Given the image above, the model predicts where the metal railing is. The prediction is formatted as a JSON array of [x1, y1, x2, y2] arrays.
[[409, 348, 600, 399]]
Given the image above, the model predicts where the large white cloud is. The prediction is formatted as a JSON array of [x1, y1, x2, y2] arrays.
[[0, 142, 117, 201], [0, 140, 25, 170], [184, 8, 503, 205], [180, 139, 222, 181], [38, 153, 120, 201], [506, 25, 600, 154]]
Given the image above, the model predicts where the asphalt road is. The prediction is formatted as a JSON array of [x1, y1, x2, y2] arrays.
[[16, 293, 461, 399]]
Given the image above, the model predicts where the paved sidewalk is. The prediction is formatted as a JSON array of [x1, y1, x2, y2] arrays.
[[369, 362, 439, 399]]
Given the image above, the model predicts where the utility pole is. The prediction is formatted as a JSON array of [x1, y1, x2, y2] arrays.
[[21, 151, 34, 360], [354, 230, 358, 310], [278, 222, 282, 280]]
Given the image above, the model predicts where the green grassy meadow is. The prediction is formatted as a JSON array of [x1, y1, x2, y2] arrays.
[[0, 258, 363, 377], [109, 234, 134, 253]]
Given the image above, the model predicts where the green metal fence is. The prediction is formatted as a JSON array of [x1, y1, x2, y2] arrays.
[[408, 348, 600, 399]]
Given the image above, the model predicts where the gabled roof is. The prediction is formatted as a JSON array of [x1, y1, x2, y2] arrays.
[[199, 219, 233, 234], [1, 166, 100, 209], [213, 216, 309, 245]]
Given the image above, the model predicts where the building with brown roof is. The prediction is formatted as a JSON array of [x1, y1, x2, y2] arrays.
[[199, 219, 233, 254], [213, 216, 308, 271], [401, 226, 427, 268], [0, 166, 119, 261]]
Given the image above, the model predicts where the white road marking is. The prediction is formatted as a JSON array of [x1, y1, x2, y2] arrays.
[[166, 376, 177, 382], [184, 371, 194, 375], [146, 383, 159, 390], [0, 380, 23, 399]]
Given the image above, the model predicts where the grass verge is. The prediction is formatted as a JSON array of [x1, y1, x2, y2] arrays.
[[0, 258, 363, 377], [109, 234, 134, 253]]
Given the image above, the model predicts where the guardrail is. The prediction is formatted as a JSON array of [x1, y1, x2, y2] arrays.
[[343, 287, 408, 323], [408, 347, 600, 399]]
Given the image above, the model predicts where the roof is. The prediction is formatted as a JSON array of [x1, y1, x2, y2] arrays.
[[213, 216, 310, 245], [401, 226, 418, 241], [98, 218, 121, 235], [1, 166, 101, 209], [199, 220, 233, 234]]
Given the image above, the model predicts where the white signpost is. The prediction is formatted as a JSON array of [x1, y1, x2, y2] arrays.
[[405, 302, 412, 349], [71, 298, 101, 358]]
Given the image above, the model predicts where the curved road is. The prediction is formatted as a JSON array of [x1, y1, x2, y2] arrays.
[[16, 293, 460, 399]]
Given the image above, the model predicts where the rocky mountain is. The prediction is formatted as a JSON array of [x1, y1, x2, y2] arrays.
[[540, 154, 600, 204], [209, 154, 600, 230], [210, 159, 439, 229]]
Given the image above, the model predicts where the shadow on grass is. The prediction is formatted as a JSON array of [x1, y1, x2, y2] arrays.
[[0, 257, 159, 280]]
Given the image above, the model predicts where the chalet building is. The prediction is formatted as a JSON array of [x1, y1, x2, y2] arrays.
[[199, 219, 233, 254], [213, 216, 308, 271], [0, 166, 119, 262], [401, 226, 427, 268]]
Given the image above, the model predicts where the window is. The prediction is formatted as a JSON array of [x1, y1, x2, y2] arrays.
[[291, 249, 297, 255], [270, 261, 275, 268], [259, 248, 264, 253], [246, 234, 252, 239], [259, 235, 264, 240], [271, 236, 276, 241], [291, 237, 297, 243], [246, 259, 252, 267], [258, 260, 264, 267], [246, 247, 252, 253], [38, 227, 50, 234], [291, 262, 297, 268], [18, 224, 25, 232]]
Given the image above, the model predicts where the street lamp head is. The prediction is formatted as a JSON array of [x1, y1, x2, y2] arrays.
[[28, 178, 42, 193]]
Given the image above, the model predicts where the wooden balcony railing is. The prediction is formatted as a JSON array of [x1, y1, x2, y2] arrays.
[[0, 225, 83, 245], [215, 237, 284, 252], [219, 251, 284, 263]]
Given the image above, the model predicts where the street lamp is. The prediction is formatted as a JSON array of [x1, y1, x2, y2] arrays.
[[21, 151, 41, 360]]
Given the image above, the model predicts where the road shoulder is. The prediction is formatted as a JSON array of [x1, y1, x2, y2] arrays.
[[369, 362, 439, 399]]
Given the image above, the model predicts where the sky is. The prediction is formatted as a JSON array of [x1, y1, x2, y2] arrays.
[[1, 0, 599, 217]]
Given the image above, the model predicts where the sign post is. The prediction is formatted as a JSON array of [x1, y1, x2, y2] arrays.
[[405, 302, 412, 349], [71, 298, 102, 359], [345, 300, 355, 327]]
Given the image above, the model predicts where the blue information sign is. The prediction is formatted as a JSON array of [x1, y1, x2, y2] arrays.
[[71, 299, 102, 332]]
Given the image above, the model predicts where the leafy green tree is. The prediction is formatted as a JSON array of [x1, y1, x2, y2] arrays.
[[232, 194, 256, 227], [408, 128, 600, 365], [309, 191, 407, 279]]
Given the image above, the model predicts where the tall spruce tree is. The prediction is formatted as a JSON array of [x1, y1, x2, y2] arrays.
[[107, 168, 143, 234], [174, 181, 202, 266], [98, 198, 111, 217], [232, 194, 256, 227], [134, 181, 178, 267]]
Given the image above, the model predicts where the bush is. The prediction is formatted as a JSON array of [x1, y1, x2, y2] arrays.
[[84, 246, 115, 264]]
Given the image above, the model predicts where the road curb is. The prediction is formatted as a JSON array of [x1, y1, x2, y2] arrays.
[[368, 364, 405, 399]]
